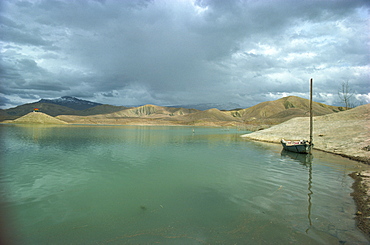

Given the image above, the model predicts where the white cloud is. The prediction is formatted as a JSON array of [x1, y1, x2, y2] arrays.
[[356, 93, 370, 104]]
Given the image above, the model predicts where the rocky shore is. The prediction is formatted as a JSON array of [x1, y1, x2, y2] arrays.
[[241, 103, 370, 236], [349, 171, 370, 237]]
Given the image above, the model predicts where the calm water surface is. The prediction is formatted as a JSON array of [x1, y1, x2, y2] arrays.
[[0, 125, 369, 244]]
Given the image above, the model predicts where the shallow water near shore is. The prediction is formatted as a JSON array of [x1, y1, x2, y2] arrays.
[[0, 124, 369, 244]]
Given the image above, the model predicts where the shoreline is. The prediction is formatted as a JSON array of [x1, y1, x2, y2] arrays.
[[349, 172, 370, 237], [240, 136, 370, 164], [240, 136, 370, 237], [241, 104, 370, 237]]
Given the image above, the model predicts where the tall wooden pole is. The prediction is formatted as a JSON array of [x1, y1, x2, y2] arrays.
[[309, 78, 313, 154]]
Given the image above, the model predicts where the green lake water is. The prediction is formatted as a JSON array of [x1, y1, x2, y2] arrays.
[[0, 124, 369, 244]]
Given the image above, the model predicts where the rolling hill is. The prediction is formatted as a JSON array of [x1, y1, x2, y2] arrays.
[[179, 108, 242, 124], [97, 104, 199, 118], [10, 112, 67, 124], [1, 96, 348, 128], [229, 96, 345, 124]]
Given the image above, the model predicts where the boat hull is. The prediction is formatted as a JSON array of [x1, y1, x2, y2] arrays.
[[281, 139, 313, 154]]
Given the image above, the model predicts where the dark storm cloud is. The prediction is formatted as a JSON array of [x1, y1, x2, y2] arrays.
[[0, 0, 369, 108]]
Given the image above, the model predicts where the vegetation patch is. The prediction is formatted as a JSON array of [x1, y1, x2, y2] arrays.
[[283, 100, 295, 109], [362, 146, 370, 152]]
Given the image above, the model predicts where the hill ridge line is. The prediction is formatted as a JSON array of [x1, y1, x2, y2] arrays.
[[1, 96, 349, 128]]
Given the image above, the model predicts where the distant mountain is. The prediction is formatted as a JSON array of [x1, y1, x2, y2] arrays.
[[38, 96, 102, 110], [0, 100, 126, 121]]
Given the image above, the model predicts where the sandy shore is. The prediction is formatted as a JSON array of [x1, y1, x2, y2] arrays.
[[241, 103, 370, 236]]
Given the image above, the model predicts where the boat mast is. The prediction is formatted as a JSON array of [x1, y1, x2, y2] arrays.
[[309, 78, 313, 154]]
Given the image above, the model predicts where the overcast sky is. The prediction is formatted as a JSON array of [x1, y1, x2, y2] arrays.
[[0, 0, 369, 109]]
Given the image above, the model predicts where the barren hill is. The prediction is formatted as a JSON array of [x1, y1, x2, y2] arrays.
[[101, 104, 199, 118], [55, 97, 345, 127], [56, 105, 240, 126], [56, 104, 199, 123], [11, 112, 68, 124], [180, 108, 242, 124], [2, 96, 346, 128], [230, 96, 344, 125]]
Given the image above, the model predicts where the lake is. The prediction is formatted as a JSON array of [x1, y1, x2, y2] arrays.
[[0, 124, 368, 244]]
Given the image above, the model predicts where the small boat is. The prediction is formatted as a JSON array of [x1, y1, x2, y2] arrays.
[[281, 78, 314, 154], [281, 139, 313, 154]]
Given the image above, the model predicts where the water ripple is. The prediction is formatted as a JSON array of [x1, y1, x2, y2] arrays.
[[0, 125, 367, 244]]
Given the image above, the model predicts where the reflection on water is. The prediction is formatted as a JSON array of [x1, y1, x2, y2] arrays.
[[1, 125, 369, 244], [281, 150, 313, 233]]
